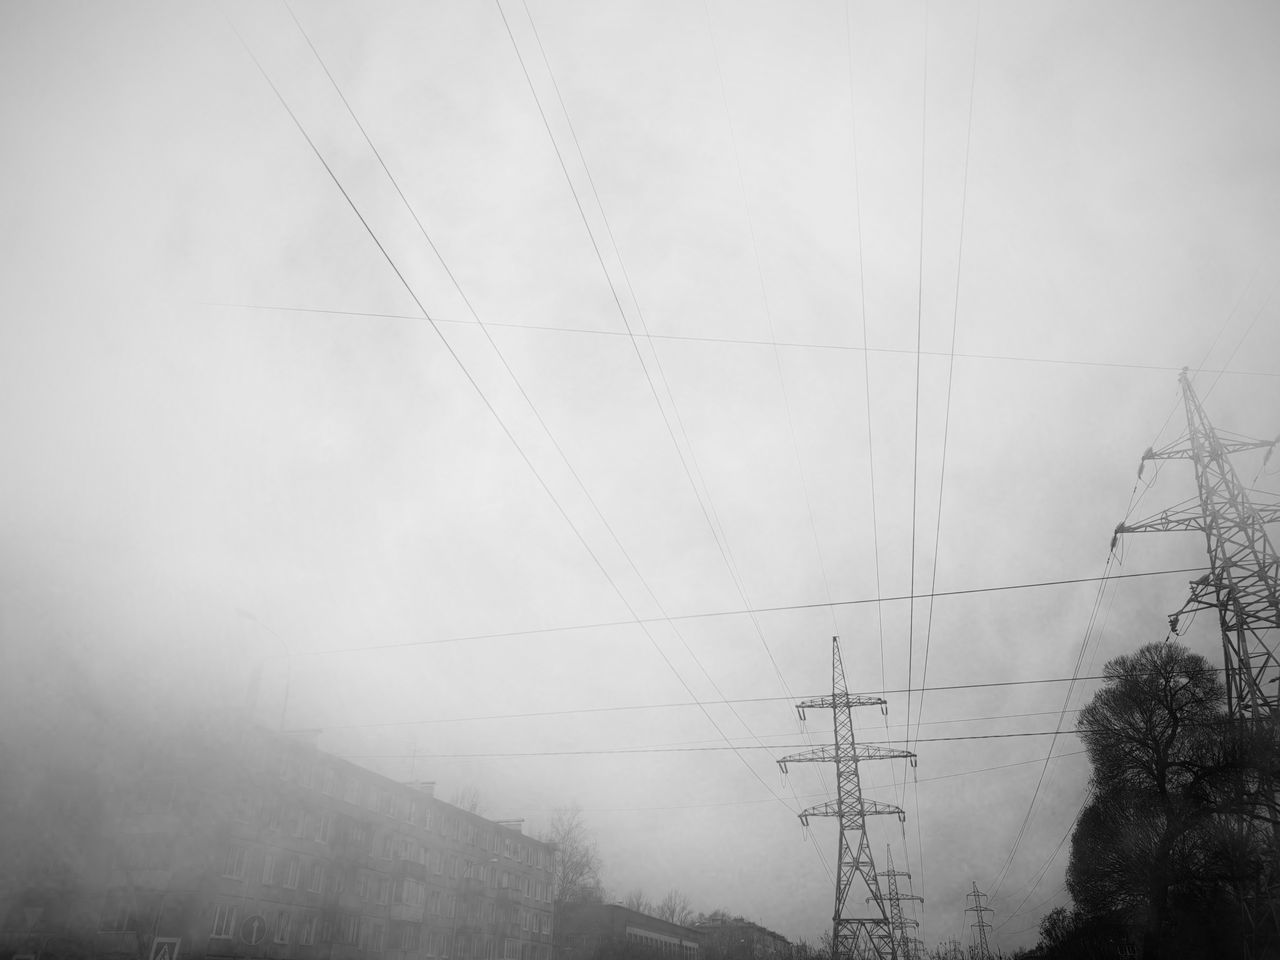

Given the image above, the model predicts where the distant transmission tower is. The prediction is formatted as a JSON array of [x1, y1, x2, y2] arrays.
[[779, 637, 915, 960], [866, 845, 922, 960], [1113, 369, 1280, 722], [965, 882, 994, 960]]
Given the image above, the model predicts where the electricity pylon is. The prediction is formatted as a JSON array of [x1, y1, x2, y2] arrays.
[[1112, 369, 1280, 723], [865, 846, 921, 960], [965, 882, 993, 960], [779, 637, 916, 960]]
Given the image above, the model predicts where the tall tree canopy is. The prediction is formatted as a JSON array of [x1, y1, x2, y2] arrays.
[[1068, 642, 1279, 960]]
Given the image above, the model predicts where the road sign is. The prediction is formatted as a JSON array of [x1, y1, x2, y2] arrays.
[[150, 938, 181, 960], [241, 915, 267, 945]]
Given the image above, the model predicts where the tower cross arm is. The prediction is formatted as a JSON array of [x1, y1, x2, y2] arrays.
[[795, 694, 886, 720], [778, 743, 914, 773], [1114, 503, 1206, 537], [798, 798, 904, 825], [1118, 500, 1280, 536], [1139, 434, 1278, 465]]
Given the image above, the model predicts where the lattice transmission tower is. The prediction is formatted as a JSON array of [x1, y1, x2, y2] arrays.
[[965, 882, 993, 960], [865, 846, 922, 960], [1113, 369, 1280, 723], [779, 637, 916, 960]]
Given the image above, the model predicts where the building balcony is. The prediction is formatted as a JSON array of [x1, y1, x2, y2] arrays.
[[390, 902, 426, 923], [395, 858, 428, 880]]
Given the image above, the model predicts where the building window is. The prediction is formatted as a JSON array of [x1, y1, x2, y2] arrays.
[[315, 812, 333, 844], [377, 876, 391, 905], [233, 792, 255, 823], [504, 940, 520, 960], [357, 873, 370, 901], [283, 856, 300, 889], [211, 904, 237, 938], [307, 861, 325, 893], [337, 914, 358, 945], [220, 844, 247, 880], [402, 925, 422, 951], [299, 915, 317, 946], [274, 911, 291, 944], [262, 852, 276, 885]]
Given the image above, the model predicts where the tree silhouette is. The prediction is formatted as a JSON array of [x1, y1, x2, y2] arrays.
[[1068, 641, 1280, 959]]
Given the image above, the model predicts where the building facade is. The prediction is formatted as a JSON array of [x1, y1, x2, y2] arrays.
[[555, 904, 700, 960], [692, 918, 790, 960], [0, 723, 555, 960]]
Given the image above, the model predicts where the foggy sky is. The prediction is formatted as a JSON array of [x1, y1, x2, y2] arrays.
[[3, 0, 1280, 953]]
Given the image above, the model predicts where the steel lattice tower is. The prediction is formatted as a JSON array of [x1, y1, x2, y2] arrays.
[[1113, 369, 1280, 722], [779, 637, 915, 960], [965, 883, 993, 960], [866, 846, 922, 960]]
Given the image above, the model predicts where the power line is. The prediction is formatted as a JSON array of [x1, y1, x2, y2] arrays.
[[489, 0, 821, 841], [206, 303, 1280, 380], [338, 729, 1080, 762], [554, 751, 1086, 813], [237, 9, 798, 818], [286, 565, 1207, 657], [309, 701, 1087, 734], [904, 0, 931, 799], [508, 0, 829, 835], [996, 789, 1092, 931], [912, 0, 983, 756], [988, 550, 1117, 900]]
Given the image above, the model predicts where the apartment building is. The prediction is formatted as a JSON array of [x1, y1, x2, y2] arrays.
[[0, 722, 555, 960]]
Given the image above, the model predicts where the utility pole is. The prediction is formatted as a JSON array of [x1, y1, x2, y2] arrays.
[[779, 637, 915, 960], [964, 883, 993, 960], [1112, 368, 1280, 723], [866, 846, 921, 960]]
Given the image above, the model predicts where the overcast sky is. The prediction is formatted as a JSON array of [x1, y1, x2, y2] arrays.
[[3, 0, 1280, 953]]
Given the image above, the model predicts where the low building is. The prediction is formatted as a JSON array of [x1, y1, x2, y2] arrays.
[[0, 721, 555, 960], [693, 917, 790, 960], [555, 904, 700, 960]]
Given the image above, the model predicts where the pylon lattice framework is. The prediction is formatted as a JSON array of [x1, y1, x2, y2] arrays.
[[779, 637, 915, 960], [865, 846, 922, 960], [1114, 369, 1280, 723], [965, 882, 994, 960]]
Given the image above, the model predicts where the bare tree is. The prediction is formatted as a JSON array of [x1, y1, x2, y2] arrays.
[[624, 889, 653, 915], [544, 803, 603, 904], [655, 889, 694, 926], [449, 785, 484, 814]]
